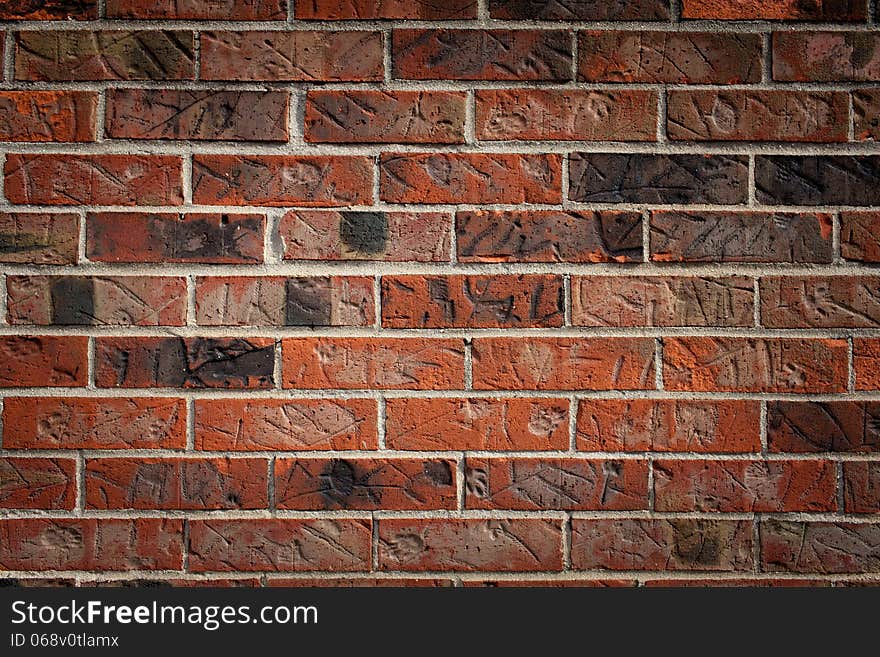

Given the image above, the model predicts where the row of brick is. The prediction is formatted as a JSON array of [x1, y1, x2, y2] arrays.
[[1, 516, 879, 573], [2, 454, 878, 513], [5, 154, 880, 206], [6, 273, 880, 330], [4, 30, 880, 83], [4, 88, 880, 144], [1, 396, 877, 453]]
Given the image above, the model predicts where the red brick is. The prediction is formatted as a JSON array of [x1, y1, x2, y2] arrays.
[[382, 274, 563, 328], [0, 213, 79, 265], [0, 458, 76, 510], [472, 338, 656, 391], [578, 31, 761, 83], [456, 210, 643, 263], [193, 155, 372, 206], [855, 339, 880, 390], [393, 29, 571, 81], [188, 519, 372, 572], [95, 337, 275, 389], [200, 31, 383, 81], [305, 90, 466, 144], [7, 276, 187, 326], [0, 519, 183, 571], [845, 463, 880, 513], [267, 577, 454, 587], [1, 0, 97, 19], [654, 460, 837, 512], [106, 89, 289, 141], [572, 276, 754, 327], [667, 90, 849, 142], [463, 579, 637, 587], [282, 338, 465, 390], [281, 211, 452, 262], [379, 519, 562, 572], [761, 520, 880, 573], [643, 578, 828, 587], [2, 397, 186, 450], [194, 398, 378, 451], [682, 0, 866, 20], [774, 32, 880, 82], [274, 458, 457, 510], [385, 398, 569, 451], [853, 90, 880, 141], [107, 0, 286, 19], [768, 401, 880, 453], [842, 212, 880, 262], [465, 458, 649, 511], [4, 155, 183, 206], [475, 89, 658, 141], [576, 399, 762, 453], [380, 153, 561, 204], [90, 578, 261, 587], [86, 458, 268, 510], [15, 31, 194, 81], [663, 337, 848, 393], [297, 0, 477, 19], [87, 212, 264, 264], [571, 519, 753, 571], [761, 276, 880, 328], [0, 336, 87, 387], [0, 91, 97, 142]]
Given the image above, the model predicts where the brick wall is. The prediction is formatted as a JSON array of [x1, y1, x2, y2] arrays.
[[0, 0, 879, 587]]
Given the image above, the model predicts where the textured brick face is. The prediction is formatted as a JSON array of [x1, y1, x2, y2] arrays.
[[2, 4, 879, 588]]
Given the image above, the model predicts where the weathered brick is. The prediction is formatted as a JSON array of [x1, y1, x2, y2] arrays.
[[845, 463, 880, 513], [195, 276, 374, 327], [194, 398, 378, 451], [0, 213, 79, 265], [463, 579, 637, 587], [569, 153, 748, 204], [650, 211, 834, 263], [0, 91, 97, 142], [87, 212, 264, 264], [682, 0, 866, 20], [282, 338, 465, 390], [193, 155, 373, 206], [7, 276, 187, 326], [761, 520, 880, 573], [761, 276, 880, 328], [281, 211, 451, 262], [572, 276, 754, 327], [0, 519, 183, 571], [571, 519, 753, 571], [393, 29, 572, 81], [663, 337, 848, 393], [654, 460, 837, 512], [768, 401, 880, 453], [489, 0, 669, 19], [756, 156, 880, 206], [773, 32, 880, 82], [4, 155, 183, 206], [578, 31, 761, 83], [305, 90, 466, 144], [297, 0, 477, 18], [465, 458, 649, 511], [89, 578, 261, 587], [188, 519, 372, 572], [85, 458, 268, 510], [456, 210, 643, 263], [2, 397, 186, 450], [475, 89, 658, 141], [667, 90, 849, 142], [854, 90, 880, 141], [0, 458, 76, 510], [0, 336, 88, 387], [855, 338, 880, 390], [385, 398, 569, 451], [200, 31, 383, 81], [380, 153, 561, 204], [576, 399, 762, 453], [274, 458, 457, 510], [472, 338, 656, 390], [107, 0, 286, 19], [15, 31, 194, 81], [95, 337, 275, 389], [379, 519, 563, 571], [1, 0, 97, 19], [841, 212, 880, 262], [106, 89, 289, 141], [267, 577, 454, 587], [381, 274, 564, 328], [643, 578, 827, 587]]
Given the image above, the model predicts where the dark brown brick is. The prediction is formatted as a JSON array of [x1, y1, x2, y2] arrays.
[[768, 401, 880, 453], [296, 0, 477, 19], [107, 0, 286, 19], [842, 212, 880, 262], [1, 0, 97, 20], [490, 0, 669, 19], [773, 32, 880, 82], [0, 213, 79, 265], [854, 90, 880, 141], [845, 463, 880, 513], [761, 520, 880, 573], [756, 156, 880, 206]]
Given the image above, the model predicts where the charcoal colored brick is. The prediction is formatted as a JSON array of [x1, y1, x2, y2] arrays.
[[756, 156, 880, 206], [768, 401, 880, 453], [0, 213, 79, 265]]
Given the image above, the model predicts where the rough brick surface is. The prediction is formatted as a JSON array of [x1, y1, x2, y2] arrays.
[[0, 91, 97, 142], [0, 213, 79, 264]]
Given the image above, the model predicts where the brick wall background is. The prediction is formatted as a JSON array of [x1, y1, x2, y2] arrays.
[[1, 0, 879, 587]]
